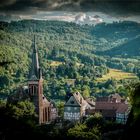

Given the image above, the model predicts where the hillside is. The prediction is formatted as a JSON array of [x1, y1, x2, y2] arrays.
[[98, 36, 140, 57], [0, 20, 140, 99], [0, 20, 140, 54]]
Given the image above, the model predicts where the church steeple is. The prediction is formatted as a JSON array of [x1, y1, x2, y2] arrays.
[[28, 35, 44, 124], [30, 35, 40, 80], [28, 34, 52, 125]]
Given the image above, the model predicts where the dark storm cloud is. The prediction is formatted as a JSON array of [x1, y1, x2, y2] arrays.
[[0, 0, 140, 16]]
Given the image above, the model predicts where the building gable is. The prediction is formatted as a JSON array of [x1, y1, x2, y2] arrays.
[[65, 96, 81, 107]]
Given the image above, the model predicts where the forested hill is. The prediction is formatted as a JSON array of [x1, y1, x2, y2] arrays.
[[1, 20, 140, 56], [0, 20, 140, 98], [97, 35, 140, 56], [1, 20, 140, 53]]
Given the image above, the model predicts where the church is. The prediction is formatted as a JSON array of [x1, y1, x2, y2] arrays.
[[9, 36, 58, 124], [28, 35, 57, 124]]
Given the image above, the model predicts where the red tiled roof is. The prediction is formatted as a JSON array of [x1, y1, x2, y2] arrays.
[[109, 93, 122, 103], [96, 97, 109, 102], [95, 101, 129, 115], [73, 92, 87, 106], [96, 93, 124, 103], [116, 104, 129, 113], [86, 98, 95, 107], [95, 102, 120, 110]]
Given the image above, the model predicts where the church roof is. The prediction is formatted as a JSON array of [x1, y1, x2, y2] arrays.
[[86, 98, 95, 107], [29, 35, 41, 80], [50, 100, 57, 108], [42, 95, 50, 106]]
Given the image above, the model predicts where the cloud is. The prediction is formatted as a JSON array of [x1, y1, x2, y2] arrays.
[[0, 0, 17, 7], [0, 0, 140, 16]]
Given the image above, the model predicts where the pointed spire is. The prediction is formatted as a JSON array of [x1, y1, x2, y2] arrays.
[[29, 35, 40, 80], [33, 35, 37, 53]]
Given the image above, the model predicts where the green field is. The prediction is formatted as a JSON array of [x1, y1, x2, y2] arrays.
[[97, 69, 138, 82], [49, 61, 63, 67]]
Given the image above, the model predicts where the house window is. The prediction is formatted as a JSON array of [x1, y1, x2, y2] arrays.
[[31, 86, 34, 95], [67, 107, 71, 111], [74, 107, 77, 110]]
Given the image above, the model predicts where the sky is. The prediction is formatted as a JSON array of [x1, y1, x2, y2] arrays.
[[0, 0, 140, 23]]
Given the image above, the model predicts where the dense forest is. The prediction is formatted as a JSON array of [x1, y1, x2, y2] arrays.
[[0, 20, 140, 101]]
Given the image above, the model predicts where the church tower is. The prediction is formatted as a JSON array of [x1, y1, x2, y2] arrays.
[[28, 35, 44, 124], [28, 35, 57, 124]]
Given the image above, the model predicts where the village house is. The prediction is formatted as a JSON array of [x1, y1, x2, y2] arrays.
[[95, 93, 130, 124], [116, 103, 130, 124], [64, 92, 95, 121], [64, 92, 130, 124]]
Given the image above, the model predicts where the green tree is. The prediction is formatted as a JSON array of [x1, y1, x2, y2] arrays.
[[85, 113, 104, 128], [67, 123, 100, 140], [82, 85, 90, 98], [8, 100, 36, 119], [57, 101, 65, 117]]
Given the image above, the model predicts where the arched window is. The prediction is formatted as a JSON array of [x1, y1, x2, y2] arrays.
[[32, 86, 34, 95], [29, 86, 32, 95], [43, 108, 45, 122], [48, 107, 50, 121], [29, 85, 34, 96], [29, 85, 38, 96], [45, 107, 47, 122], [34, 86, 38, 95]]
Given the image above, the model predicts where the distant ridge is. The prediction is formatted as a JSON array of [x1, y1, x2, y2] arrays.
[[97, 35, 140, 57]]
